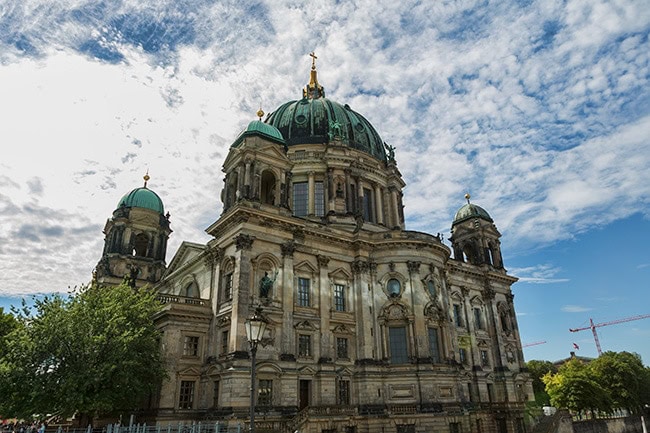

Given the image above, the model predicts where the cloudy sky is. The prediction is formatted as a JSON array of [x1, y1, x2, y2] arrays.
[[1, 0, 649, 364]]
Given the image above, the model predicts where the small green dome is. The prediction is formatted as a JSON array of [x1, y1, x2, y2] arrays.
[[452, 203, 493, 226], [232, 120, 285, 147], [117, 187, 165, 214], [266, 97, 387, 162]]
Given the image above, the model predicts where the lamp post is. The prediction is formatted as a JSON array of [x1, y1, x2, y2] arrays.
[[245, 307, 268, 433]]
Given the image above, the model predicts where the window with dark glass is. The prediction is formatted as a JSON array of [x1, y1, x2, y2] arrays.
[[396, 426, 415, 433], [336, 337, 349, 359], [183, 336, 199, 357], [387, 278, 401, 297], [213, 381, 219, 408], [389, 326, 409, 364], [450, 422, 462, 433], [223, 272, 233, 301], [481, 350, 490, 367], [179, 380, 195, 409], [337, 379, 350, 405], [258, 379, 273, 406], [428, 328, 440, 363], [427, 280, 436, 298], [221, 330, 229, 355], [314, 181, 325, 216], [362, 188, 374, 222], [453, 304, 463, 327], [292, 182, 308, 217], [334, 284, 346, 311], [459, 348, 467, 365], [474, 307, 483, 330], [298, 334, 311, 357], [298, 277, 310, 307]]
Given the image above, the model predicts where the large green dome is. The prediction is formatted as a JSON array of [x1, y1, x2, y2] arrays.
[[266, 97, 387, 161], [264, 58, 388, 162], [117, 187, 165, 214], [452, 202, 493, 226]]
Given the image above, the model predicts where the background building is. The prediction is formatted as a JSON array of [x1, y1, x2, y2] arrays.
[[96, 58, 533, 433]]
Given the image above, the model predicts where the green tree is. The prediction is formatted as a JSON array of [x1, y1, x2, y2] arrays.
[[0, 284, 166, 420], [0, 307, 19, 358], [543, 358, 612, 417], [526, 360, 557, 406], [589, 351, 650, 413]]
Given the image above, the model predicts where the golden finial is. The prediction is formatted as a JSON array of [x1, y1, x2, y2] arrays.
[[257, 108, 264, 120], [465, 193, 471, 204], [309, 51, 318, 70], [303, 51, 325, 99], [143, 170, 150, 188]]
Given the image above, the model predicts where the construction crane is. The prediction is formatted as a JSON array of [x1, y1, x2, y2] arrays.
[[522, 341, 547, 348], [569, 314, 650, 356]]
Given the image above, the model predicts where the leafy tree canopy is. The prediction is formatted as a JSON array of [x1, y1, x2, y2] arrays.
[[0, 284, 166, 420], [589, 351, 650, 413], [0, 307, 20, 358], [543, 358, 613, 416], [526, 360, 557, 405]]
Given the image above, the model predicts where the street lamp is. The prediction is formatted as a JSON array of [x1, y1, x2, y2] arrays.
[[245, 307, 268, 433]]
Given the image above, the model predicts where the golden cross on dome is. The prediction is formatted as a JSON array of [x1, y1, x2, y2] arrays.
[[144, 170, 150, 188], [309, 52, 318, 70]]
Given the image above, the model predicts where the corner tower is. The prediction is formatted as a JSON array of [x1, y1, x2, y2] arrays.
[[449, 193, 503, 268], [95, 174, 172, 287]]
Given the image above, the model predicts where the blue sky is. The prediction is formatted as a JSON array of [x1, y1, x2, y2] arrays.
[[0, 0, 649, 365]]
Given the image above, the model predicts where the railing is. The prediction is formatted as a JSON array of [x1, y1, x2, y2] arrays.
[[157, 295, 207, 306], [47, 422, 244, 433]]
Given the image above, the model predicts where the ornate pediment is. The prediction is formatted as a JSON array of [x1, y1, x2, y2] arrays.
[[295, 320, 318, 331]]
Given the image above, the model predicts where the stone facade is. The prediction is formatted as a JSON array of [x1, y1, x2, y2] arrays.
[[96, 62, 532, 433]]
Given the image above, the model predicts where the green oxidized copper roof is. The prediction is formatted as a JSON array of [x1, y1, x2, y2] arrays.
[[231, 120, 285, 148], [117, 187, 165, 214], [265, 97, 387, 162], [263, 53, 388, 162], [452, 194, 493, 226]]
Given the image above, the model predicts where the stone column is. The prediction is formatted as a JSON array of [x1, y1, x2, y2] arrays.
[[308, 171, 315, 215], [374, 184, 384, 225], [318, 255, 331, 360], [231, 234, 254, 353], [280, 241, 296, 355]]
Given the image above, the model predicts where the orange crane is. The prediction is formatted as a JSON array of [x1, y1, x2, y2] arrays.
[[522, 341, 547, 348], [569, 314, 650, 356]]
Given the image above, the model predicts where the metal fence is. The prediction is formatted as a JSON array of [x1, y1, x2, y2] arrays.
[[52, 422, 247, 433]]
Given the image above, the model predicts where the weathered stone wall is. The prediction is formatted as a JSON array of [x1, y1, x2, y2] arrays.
[[573, 417, 644, 433]]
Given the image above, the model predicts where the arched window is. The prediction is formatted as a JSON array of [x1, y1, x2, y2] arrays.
[[133, 233, 149, 257], [184, 282, 198, 298], [260, 170, 276, 205]]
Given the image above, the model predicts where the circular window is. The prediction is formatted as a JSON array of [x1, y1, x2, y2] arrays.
[[354, 123, 365, 132], [387, 278, 401, 297], [295, 114, 307, 124], [427, 280, 436, 298]]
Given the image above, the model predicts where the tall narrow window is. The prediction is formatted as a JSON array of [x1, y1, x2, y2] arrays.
[[221, 330, 229, 355], [223, 272, 233, 301], [337, 379, 350, 405], [336, 337, 349, 359], [362, 188, 374, 222], [213, 381, 219, 408], [314, 181, 325, 216], [298, 334, 312, 357], [179, 380, 195, 409], [389, 326, 409, 364], [459, 348, 467, 365], [427, 280, 436, 298], [474, 307, 483, 330], [450, 422, 461, 433], [428, 328, 440, 363], [183, 336, 199, 357], [292, 182, 308, 217], [453, 304, 463, 327], [298, 277, 310, 307], [258, 379, 273, 406], [481, 350, 490, 367], [334, 284, 346, 311]]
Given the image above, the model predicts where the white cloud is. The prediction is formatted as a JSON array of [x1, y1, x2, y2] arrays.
[[0, 0, 648, 296], [562, 305, 593, 313]]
